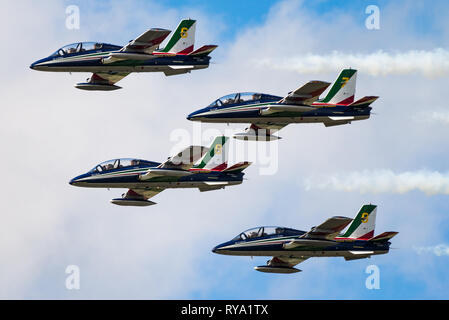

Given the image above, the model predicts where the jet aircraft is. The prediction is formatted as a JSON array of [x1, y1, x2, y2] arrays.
[[212, 204, 397, 273], [187, 69, 378, 140], [69, 136, 251, 206], [30, 19, 217, 90]]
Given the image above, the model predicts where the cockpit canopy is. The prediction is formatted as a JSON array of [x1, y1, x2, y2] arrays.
[[51, 42, 122, 57], [207, 92, 281, 108], [89, 158, 156, 173], [232, 226, 304, 241]]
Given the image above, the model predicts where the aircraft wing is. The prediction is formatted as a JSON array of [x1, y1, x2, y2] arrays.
[[250, 123, 288, 133], [233, 123, 288, 141], [279, 80, 331, 105], [110, 188, 164, 206], [160, 145, 209, 170], [121, 28, 172, 53], [132, 188, 165, 199], [254, 256, 309, 273], [301, 216, 353, 240], [75, 72, 130, 91]]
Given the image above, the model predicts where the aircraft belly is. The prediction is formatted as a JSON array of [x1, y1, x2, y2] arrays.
[[41, 64, 209, 73], [76, 180, 241, 189], [196, 115, 369, 124], [218, 249, 386, 258]]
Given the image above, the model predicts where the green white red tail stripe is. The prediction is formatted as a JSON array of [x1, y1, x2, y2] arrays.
[[158, 19, 196, 54], [319, 69, 357, 105], [338, 204, 377, 240], [191, 136, 229, 171]]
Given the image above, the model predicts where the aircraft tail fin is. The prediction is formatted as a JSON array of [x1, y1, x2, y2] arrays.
[[159, 19, 196, 54], [191, 136, 229, 171], [319, 68, 357, 105], [348, 96, 379, 109], [340, 204, 377, 240]]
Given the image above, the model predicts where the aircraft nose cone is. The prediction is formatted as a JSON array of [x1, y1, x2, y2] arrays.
[[187, 109, 202, 121], [69, 174, 85, 186], [29, 63, 35, 70]]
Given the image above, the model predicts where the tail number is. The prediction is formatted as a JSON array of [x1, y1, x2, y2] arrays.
[[341, 77, 349, 88], [361, 212, 369, 223], [180, 27, 188, 38], [215, 144, 222, 154]]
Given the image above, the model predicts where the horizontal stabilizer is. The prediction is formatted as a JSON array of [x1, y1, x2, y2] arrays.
[[348, 96, 379, 108], [223, 161, 252, 172], [369, 231, 398, 242], [189, 45, 218, 56]]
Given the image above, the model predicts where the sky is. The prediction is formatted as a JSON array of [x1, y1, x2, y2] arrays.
[[1, 0, 449, 299]]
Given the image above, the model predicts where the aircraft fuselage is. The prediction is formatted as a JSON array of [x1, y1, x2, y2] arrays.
[[70, 161, 244, 190], [30, 47, 211, 73], [213, 234, 390, 259], [188, 101, 371, 126]]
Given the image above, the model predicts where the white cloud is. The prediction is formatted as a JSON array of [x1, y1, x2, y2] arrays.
[[414, 244, 449, 256], [2, 0, 449, 299], [253, 48, 449, 77], [415, 110, 449, 125], [304, 170, 449, 195]]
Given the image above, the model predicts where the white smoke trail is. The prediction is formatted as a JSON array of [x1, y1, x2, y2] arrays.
[[413, 244, 449, 256], [304, 169, 449, 195], [254, 48, 449, 77], [421, 111, 449, 124]]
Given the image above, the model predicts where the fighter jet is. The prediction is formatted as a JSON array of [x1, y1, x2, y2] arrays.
[[212, 204, 397, 273], [30, 19, 217, 90], [69, 136, 251, 206], [187, 69, 378, 140]]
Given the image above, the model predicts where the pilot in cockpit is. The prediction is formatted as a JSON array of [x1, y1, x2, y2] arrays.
[[252, 93, 261, 101], [248, 231, 258, 238], [224, 98, 234, 105]]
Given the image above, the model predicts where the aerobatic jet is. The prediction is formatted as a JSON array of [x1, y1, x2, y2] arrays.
[[69, 136, 251, 206], [212, 204, 397, 273], [187, 69, 378, 140], [30, 19, 217, 90]]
